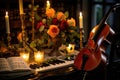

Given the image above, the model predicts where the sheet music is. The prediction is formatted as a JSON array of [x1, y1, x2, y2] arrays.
[[0, 58, 11, 72], [7, 57, 31, 71]]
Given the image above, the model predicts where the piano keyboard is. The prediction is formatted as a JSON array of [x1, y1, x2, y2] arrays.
[[35, 60, 74, 72], [30, 55, 75, 73]]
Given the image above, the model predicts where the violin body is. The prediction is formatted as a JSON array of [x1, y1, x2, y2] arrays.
[[74, 46, 101, 71], [74, 24, 111, 71]]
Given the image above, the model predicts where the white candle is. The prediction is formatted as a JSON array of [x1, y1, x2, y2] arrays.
[[46, 0, 50, 10], [5, 11, 10, 33], [79, 12, 83, 28], [19, 0, 24, 14]]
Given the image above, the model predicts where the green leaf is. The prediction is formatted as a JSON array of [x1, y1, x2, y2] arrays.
[[30, 41, 36, 48], [36, 5, 39, 8], [28, 4, 32, 8], [39, 25, 44, 32], [42, 19, 47, 24], [29, 18, 32, 22], [34, 7, 37, 11], [64, 11, 69, 18], [37, 39, 44, 44]]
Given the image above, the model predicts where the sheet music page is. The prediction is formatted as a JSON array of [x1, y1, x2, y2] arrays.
[[7, 57, 31, 71], [0, 58, 11, 72]]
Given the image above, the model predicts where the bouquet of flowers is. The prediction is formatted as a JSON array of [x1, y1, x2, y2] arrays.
[[30, 8, 80, 52]]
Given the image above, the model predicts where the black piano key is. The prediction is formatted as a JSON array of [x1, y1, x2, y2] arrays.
[[30, 64, 39, 69], [49, 59, 65, 65], [40, 62, 50, 67]]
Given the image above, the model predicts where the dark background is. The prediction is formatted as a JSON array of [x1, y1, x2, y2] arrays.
[[0, 0, 120, 80]]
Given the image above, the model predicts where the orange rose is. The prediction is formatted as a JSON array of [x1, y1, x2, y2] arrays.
[[67, 18, 76, 26], [46, 8, 55, 18], [17, 32, 22, 42], [47, 25, 60, 38], [57, 12, 66, 20]]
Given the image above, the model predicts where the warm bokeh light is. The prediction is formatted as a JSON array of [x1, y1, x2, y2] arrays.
[[34, 51, 44, 64], [20, 52, 29, 62], [66, 44, 75, 54]]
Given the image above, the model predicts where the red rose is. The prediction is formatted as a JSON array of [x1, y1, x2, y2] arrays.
[[59, 20, 68, 30], [52, 18, 59, 25], [36, 21, 43, 29]]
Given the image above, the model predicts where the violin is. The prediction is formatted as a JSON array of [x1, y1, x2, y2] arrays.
[[74, 3, 120, 71]]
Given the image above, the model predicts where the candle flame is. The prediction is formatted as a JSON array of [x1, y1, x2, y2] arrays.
[[47, 0, 50, 4], [6, 11, 8, 16], [34, 51, 44, 63], [22, 54, 28, 59], [80, 12, 82, 16], [36, 53, 42, 58], [67, 44, 75, 54], [20, 52, 29, 62], [46, 0, 50, 10]]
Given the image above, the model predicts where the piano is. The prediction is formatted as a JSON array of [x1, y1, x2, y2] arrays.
[[30, 54, 75, 73]]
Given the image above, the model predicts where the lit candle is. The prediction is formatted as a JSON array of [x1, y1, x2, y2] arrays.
[[19, 0, 24, 14], [5, 11, 10, 33], [66, 44, 75, 54], [79, 12, 83, 28], [34, 51, 44, 64], [20, 52, 29, 62], [46, 0, 50, 10], [79, 12, 84, 49]]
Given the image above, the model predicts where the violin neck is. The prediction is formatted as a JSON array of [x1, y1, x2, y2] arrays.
[[92, 24, 105, 42], [92, 3, 120, 41]]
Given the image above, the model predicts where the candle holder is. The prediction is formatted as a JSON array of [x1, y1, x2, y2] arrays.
[[80, 28, 84, 49], [7, 33, 11, 48], [34, 51, 44, 64], [66, 44, 75, 54], [20, 13, 26, 48], [31, 0, 35, 41], [20, 49, 30, 63]]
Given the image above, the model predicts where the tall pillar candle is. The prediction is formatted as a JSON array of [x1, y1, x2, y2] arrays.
[[19, 0, 24, 14], [5, 11, 10, 33], [46, 0, 50, 10], [79, 12, 83, 28]]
